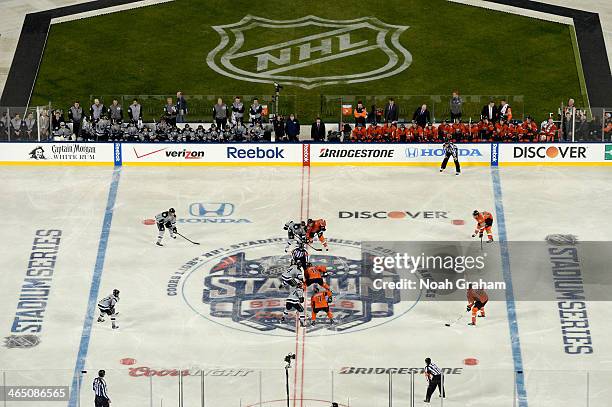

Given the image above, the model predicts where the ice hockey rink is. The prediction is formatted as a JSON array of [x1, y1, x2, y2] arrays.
[[1, 164, 611, 407]]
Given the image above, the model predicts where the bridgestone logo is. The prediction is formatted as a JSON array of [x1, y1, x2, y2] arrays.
[[319, 148, 394, 158]]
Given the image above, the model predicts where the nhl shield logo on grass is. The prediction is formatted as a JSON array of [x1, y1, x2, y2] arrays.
[[207, 15, 412, 89]]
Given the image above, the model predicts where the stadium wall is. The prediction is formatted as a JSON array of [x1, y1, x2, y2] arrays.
[[1, 142, 611, 166]]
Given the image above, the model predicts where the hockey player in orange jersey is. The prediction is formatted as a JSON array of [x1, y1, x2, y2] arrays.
[[310, 285, 334, 325], [304, 263, 332, 294], [472, 210, 494, 242], [466, 283, 489, 326], [306, 218, 328, 251]]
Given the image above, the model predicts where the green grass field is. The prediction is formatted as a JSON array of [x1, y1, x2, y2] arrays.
[[31, 0, 585, 123]]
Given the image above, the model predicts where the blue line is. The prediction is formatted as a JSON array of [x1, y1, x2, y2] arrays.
[[491, 167, 527, 407], [68, 167, 122, 407]]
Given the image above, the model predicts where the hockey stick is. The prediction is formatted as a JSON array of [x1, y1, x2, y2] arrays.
[[444, 312, 466, 327], [176, 232, 200, 245], [306, 242, 323, 252], [480, 233, 483, 250]]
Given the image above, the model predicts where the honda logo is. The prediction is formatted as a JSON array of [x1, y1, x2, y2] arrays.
[[405, 148, 418, 158], [189, 202, 235, 217]]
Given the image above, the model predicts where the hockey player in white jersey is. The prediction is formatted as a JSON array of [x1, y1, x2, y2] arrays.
[[281, 283, 305, 327], [284, 220, 306, 252], [97, 289, 120, 329], [155, 208, 177, 246], [281, 264, 303, 288]]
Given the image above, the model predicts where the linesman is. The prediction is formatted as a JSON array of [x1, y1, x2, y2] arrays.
[[439, 139, 460, 175], [93, 370, 111, 406], [424, 358, 445, 403]]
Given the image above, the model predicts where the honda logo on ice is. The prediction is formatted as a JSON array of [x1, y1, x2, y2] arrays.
[[189, 203, 235, 217]]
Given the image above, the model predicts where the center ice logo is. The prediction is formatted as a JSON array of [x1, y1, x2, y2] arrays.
[[207, 15, 412, 89], [177, 239, 421, 336]]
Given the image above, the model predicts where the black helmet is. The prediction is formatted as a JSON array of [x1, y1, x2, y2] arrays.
[[472, 210, 479, 217], [169, 208, 175, 214], [113, 289, 120, 297]]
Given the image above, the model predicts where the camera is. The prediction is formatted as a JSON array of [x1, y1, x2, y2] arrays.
[[274, 82, 283, 92]]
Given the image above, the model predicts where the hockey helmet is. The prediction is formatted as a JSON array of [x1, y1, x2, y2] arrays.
[[169, 208, 176, 214], [472, 210, 479, 217], [113, 289, 120, 297]]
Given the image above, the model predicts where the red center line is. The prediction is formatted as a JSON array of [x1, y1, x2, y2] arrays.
[[300, 164, 311, 407], [293, 161, 306, 407]]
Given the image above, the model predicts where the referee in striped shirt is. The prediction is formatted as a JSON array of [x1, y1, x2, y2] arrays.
[[424, 358, 445, 403], [93, 370, 111, 406]]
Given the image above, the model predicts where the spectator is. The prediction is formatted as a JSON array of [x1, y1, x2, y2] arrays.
[[213, 98, 228, 129], [0, 111, 8, 129], [231, 96, 245, 125], [109, 99, 123, 124], [481, 100, 498, 122], [23, 112, 36, 139], [341, 122, 352, 141], [384, 98, 399, 123], [561, 98, 577, 141], [368, 104, 381, 124], [285, 113, 300, 142], [499, 99, 512, 121], [541, 117, 557, 142], [575, 110, 588, 140], [604, 112, 612, 141], [39, 109, 50, 140], [176, 91, 188, 123], [51, 110, 64, 132], [353, 101, 367, 126], [561, 109, 573, 142], [128, 99, 142, 124], [412, 104, 431, 128], [0, 112, 8, 139], [449, 91, 463, 122], [163, 97, 177, 126], [90, 98, 106, 123], [10, 113, 23, 139], [272, 114, 285, 141], [69, 101, 85, 137], [310, 117, 326, 141]]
